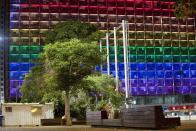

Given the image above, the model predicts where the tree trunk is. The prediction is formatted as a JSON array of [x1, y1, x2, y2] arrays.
[[65, 91, 72, 126]]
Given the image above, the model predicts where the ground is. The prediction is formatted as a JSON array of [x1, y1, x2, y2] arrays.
[[1, 121, 196, 131]]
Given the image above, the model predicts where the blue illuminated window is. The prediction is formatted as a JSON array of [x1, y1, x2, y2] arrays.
[[131, 72, 137, 79], [157, 79, 164, 86], [130, 63, 137, 70], [147, 63, 155, 70], [165, 63, 172, 70], [138, 63, 146, 70], [190, 63, 196, 70], [10, 71, 19, 80], [191, 71, 196, 78], [147, 71, 155, 78], [118, 63, 124, 70], [118, 71, 125, 79], [182, 79, 190, 86], [167, 86, 174, 94], [131, 79, 137, 87], [131, 87, 138, 96], [191, 87, 196, 93], [156, 63, 164, 70], [138, 79, 146, 87], [20, 63, 30, 71], [157, 71, 164, 78], [148, 86, 156, 95], [176, 86, 190, 94], [174, 79, 181, 86], [157, 87, 163, 94], [191, 79, 196, 86], [138, 87, 147, 95], [110, 63, 115, 71], [165, 71, 173, 78], [173, 64, 181, 70], [10, 63, 20, 71], [182, 63, 189, 70], [165, 79, 173, 86], [174, 71, 182, 78], [138, 71, 146, 78], [182, 70, 189, 78], [147, 79, 155, 86], [19, 71, 28, 80]]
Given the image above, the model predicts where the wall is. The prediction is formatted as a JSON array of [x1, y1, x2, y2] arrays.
[[2, 103, 54, 126]]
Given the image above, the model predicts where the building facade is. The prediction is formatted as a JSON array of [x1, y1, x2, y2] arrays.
[[8, 0, 196, 105], [0, 0, 9, 103]]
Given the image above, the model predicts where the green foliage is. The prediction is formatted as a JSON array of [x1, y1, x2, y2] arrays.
[[70, 91, 91, 119], [42, 91, 65, 118], [21, 66, 45, 103], [20, 65, 65, 118], [42, 39, 105, 125], [42, 39, 104, 92], [175, 0, 196, 19], [45, 21, 103, 44], [86, 75, 124, 110], [21, 21, 107, 122], [94, 100, 108, 111], [69, 74, 124, 119]]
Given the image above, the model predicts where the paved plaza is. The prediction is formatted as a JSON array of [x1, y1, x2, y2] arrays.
[[1, 121, 196, 131]]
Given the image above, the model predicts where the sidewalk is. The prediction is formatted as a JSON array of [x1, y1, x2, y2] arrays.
[[1, 121, 196, 131]]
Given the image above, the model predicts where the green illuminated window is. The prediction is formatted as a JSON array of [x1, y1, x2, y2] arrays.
[[164, 47, 172, 55], [164, 55, 173, 62], [137, 47, 145, 55], [155, 55, 163, 62], [172, 47, 180, 55], [30, 46, 40, 53], [109, 54, 115, 61], [181, 56, 189, 62], [155, 47, 163, 55], [137, 55, 145, 62], [173, 56, 181, 62], [190, 56, 196, 62], [118, 46, 124, 54], [20, 54, 30, 62], [10, 46, 20, 54], [130, 55, 137, 62], [20, 46, 29, 54], [118, 54, 124, 61], [190, 48, 196, 55], [146, 55, 155, 62], [181, 47, 189, 55], [146, 47, 154, 55], [30, 54, 40, 62], [40, 46, 44, 51], [129, 47, 137, 55], [9, 54, 20, 62]]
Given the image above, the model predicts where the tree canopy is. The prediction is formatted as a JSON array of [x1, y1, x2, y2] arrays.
[[70, 74, 124, 119], [43, 39, 104, 92], [20, 21, 123, 125], [175, 0, 196, 19], [42, 39, 105, 125], [45, 21, 104, 44], [86, 75, 124, 110], [21, 66, 45, 103]]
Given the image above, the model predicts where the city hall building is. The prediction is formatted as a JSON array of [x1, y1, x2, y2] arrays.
[[1, 0, 196, 107]]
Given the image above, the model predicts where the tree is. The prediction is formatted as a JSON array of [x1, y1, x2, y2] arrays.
[[175, 0, 196, 19], [21, 66, 45, 103], [42, 39, 104, 125], [45, 21, 104, 44], [21, 65, 65, 117], [68, 74, 124, 119], [21, 21, 105, 120], [86, 75, 124, 110]]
